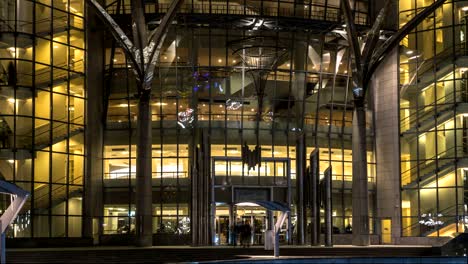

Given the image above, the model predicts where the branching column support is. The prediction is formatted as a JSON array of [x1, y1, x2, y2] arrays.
[[340, 0, 447, 246], [87, 0, 184, 246]]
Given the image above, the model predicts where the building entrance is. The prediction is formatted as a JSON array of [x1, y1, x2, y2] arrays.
[[211, 157, 292, 245], [214, 202, 291, 246], [214, 203, 268, 245]]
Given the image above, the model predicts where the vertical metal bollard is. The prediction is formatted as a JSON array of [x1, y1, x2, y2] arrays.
[[274, 230, 280, 257]]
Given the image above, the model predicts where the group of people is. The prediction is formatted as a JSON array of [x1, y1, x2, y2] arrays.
[[229, 220, 252, 247]]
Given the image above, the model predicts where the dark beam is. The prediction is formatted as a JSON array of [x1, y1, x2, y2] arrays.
[[131, 0, 147, 84], [341, 0, 362, 78], [144, 0, 185, 90], [366, 0, 447, 85], [340, 0, 363, 88], [86, 0, 143, 78], [361, 0, 391, 70]]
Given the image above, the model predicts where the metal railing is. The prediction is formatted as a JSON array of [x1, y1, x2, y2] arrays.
[[103, 171, 188, 180], [400, 89, 465, 133], [105, 3, 367, 25], [401, 144, 466, 187], [0, 59, 85, 87], [400, 43, 468, 89], [0, 16, 83, 33], [15, 115, 84, 149], [34, 174, 83, 210], [402, 204, 464, 237]]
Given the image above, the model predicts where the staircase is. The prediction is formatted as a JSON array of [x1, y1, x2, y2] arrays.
[[401, 145, 466, 188], [11, 115, 84, 150], [17, 59, 85, 89], [34, 116, 84, 149], [400, 91, 468, 135], [403, 204, 464, 238], [401, 43, 468, 100], [33, 175, 83, 213]]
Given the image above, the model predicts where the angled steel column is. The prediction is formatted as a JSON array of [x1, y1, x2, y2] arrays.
[[0, 180, 30, 264]]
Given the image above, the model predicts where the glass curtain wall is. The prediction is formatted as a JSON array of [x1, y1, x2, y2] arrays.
[[104, 0, 369, 26], [102, 0, 373, 242], [0, 0, 85, 238], [399, 0, 467, 238]]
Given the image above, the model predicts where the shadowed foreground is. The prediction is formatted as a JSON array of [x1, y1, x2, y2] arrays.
[[6, 245, 445, 263]]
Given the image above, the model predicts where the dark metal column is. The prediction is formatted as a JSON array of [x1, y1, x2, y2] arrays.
[[310, 149, 320, 246], [191, 128, 211, 246], [352, 103, 369, 246], [295, 134, 306, 244], [83, 0, 104, 241], [324, 167, 333, 247], [135, 91, 153, 247]]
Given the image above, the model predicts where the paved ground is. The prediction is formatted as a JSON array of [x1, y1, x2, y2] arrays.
[[6, 245, 440, 263]]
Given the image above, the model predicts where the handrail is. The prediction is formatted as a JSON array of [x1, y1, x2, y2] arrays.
[[34, 175, 83, 208], [34, 115, 84, 140], [400, 42, 468, 89], [104, 3, 367, 25], [104, 171, 188, 179], [402, 204, 463, 234], [0, 16, 83, 33], [14, 116, 84, 149], [0, 17, 14, 32], [1, 59, 85, 87], [400, 89, 463, 131], [401, 144, 466, 184]]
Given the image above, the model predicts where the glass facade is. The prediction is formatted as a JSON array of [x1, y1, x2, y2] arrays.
[[6, 0, 464, 246], [0, 0, 85, 237], [399, 0, 467, 237], [102, 0, 374, 243]]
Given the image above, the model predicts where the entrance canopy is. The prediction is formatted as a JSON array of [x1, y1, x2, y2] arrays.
[[235, 201, 289, 257], [236, 201, 290, 213]]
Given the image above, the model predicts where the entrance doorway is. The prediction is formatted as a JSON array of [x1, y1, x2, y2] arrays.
[[214, 202, 291, 246], [235, 203, 267, 245], [214, 203, 268, 245], [212, 157, 292, 245]]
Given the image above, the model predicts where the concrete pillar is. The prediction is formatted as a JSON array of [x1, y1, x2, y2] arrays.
[[135, 92, 153, 247], [83, 1, 104, 241], [352, 102, 370, 246], [373, 47, 401, 244]]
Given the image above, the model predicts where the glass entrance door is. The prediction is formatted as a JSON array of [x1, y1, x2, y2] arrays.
[[215, 204, 230, 245], [235, 204, 267, 245]]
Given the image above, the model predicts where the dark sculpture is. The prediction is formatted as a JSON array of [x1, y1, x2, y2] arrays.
[[241, 143, 261, 171]]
